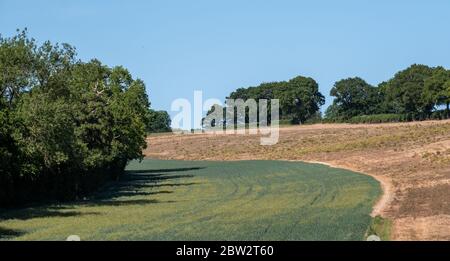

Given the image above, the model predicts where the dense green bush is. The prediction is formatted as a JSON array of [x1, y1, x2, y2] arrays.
[[0, 30, 163, 206]]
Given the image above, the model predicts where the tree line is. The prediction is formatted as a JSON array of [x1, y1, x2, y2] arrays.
[[326, 64, 450, 122], [206, 64, 449, 128], [203, 76, 325, 128], [0, 30, 170, 206]]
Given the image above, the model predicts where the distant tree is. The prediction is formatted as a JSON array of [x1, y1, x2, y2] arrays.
[[326, 65, 449, 122], [324, 103, 341, 120], [147, 110, 172, 133], [328, 77, 380, 119], [383, 64, 436, 118], [228, 76, 324, 124], [424, 67, 450, 116], [275, 76, 325, 123], [376, 81, 390, 114]]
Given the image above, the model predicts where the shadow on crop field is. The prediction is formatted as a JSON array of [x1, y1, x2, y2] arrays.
[[91, 167, 202, 201], [99, 190, 174, 198], [0, 226, 24, 239], [123, 173, 195, 182], [0, 166, 203, 239], [80, 199, 178, 207], [126, 167, 204, 174], [0, 208, 101, 221], [125, 182, 200, 189]]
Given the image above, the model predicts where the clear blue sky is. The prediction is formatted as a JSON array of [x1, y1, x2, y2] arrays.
[[1, 0, 450, 120]]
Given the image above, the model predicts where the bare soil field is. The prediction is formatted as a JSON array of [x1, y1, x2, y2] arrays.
[[145, 120, 450, 240]]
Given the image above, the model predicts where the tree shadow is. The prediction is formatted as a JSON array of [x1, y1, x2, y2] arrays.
[[79, 199, 178, 207], [0, 166, 204, 238], [97, 190, 173, 198], [125, 167, 204, 174], [0, 226, 25, 239], [111, 182, 200, 191], [91, 167, 203, 202], [73, 167, 202, 206], [0, 208, 101, 221], [122, 174, 195, 182]]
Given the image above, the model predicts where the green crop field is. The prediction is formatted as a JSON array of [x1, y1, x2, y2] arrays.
[[0, 160, 381, 241]]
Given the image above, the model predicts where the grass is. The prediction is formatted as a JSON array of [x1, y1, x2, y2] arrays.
[[366, 216, 392, 241], [294, 123, 450, 155], [0, 159, 381, 241]]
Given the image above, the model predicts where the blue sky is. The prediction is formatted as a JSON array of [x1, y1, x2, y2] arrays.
[[1, 0, 450, 123]]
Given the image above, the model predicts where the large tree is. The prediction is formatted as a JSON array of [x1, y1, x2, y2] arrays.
[[275, 76, 325, 123], [227, 76, 324, 124], [383, 64, 436, 117], [328, 77, 381, 119], [147, 110, 172, 133]]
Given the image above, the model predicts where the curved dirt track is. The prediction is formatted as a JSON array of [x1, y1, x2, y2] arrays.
[[145, 120, 450, 240]]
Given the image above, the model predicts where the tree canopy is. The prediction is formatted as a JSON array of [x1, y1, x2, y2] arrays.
[[0, 30, 168, 206], [227, 76, 325, 124], [326, 64, 450, 122], [147, 109, 172, 133], [327, 77, 380, 119], [424, 66, 450, 112]]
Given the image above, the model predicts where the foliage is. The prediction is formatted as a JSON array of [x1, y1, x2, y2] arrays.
[[328, 77, 382, 120], [147, 110, 171, 133], [424, 67, 450, 115], [366, 216, 392, 241], [0, 29, 36, 108], [326, 64, 450, 122], [276, 76, 325, 123], [0, 30, 153, 205], [223, 76, 325, 125], [383, 64, 436, 117]]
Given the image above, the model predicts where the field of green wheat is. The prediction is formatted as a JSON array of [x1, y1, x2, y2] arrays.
[[0, 160, 380, 240]]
